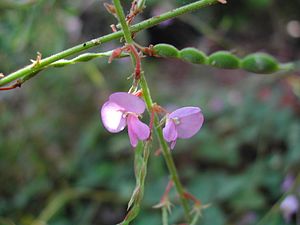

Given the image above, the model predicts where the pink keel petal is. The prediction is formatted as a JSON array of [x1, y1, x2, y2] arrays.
[[127, 115, 150, 141], [163, 119, 177, 142], [101, 101, 126, 133], [128, 120, 139, 147], [170, 107, 204, 139], [109, 92, 145, 114], [170, 140, 177, 150]]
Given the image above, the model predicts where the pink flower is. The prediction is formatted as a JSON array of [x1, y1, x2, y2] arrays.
[[101, 92, 150, 147], [280, 195, 299, 223], [281, 174, 295, 192], [163, 107, 204, 149]]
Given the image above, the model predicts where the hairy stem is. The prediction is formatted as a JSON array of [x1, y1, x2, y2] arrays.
[[114, 0, 191, 222], [119, 141, 151, 225], [140, 75, 191, 223], [113, 1, 147, 224], [113, 0, 134, 44], [0, 0, 219, 87]]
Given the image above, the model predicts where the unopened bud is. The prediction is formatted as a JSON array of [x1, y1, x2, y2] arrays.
[[104, 3, 116, 16], [108, 48, 123, 63]]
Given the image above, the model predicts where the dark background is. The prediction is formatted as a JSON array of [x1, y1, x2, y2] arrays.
[[0, 0, 300, 224]]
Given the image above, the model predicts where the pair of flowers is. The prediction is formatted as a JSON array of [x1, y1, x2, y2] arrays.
[[101, 92, 204, 149]]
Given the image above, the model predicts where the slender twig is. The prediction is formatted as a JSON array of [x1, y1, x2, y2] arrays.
[[153, 180, 174, 225], [140, 75, 192, 223], [162, 207, 169, 225], [113, 1, 148, 224], [0, 0, 220, 88], [0, 81, 21, 91], [113, 0, 192, 222], [190, 212, 201, 225], [119, 141, 151, 225], [0, 50, 128, 91]]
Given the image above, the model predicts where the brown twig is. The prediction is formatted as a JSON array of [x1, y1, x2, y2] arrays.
[[0, 80, 22, 91]]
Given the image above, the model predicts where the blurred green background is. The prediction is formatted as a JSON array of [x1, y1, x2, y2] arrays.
[[0, 0, 300, 225]]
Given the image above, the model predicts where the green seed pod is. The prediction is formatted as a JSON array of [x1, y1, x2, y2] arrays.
[[153, 44, 179, 58], [179, 48, 207, 64], [208, 51, 240, 69], [241, 53, 279, 74]]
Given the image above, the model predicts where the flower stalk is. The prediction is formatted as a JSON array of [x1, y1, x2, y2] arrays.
[[119, 141, 151, 225], [140, 75, 192, 222], [113, 0, 192, 222]]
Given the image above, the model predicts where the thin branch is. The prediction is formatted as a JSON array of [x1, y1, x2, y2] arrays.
[[0, 0, 220, 88]]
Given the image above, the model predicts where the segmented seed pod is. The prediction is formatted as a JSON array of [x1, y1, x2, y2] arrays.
[[179, 48, 207, 64], [208, 51, 240, 69], [153, 44, 179, 58], [241, 53, 279, 74]]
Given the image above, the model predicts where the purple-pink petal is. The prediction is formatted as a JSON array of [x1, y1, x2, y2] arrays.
[[127, 120, 138, 147], [109, 92, 145, 114], [101, 101, 126, 133], [280, 195, 299, 223], [127, 114, 150, 147], [163, 119, 177, 142], [169, 106, 202, 119], [127, 115, 150, 141], [170, 140, 177, 150], [170, 107, 204, 139]]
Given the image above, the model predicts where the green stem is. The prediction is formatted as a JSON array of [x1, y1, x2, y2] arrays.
[[113, 0, 191, 222], [190, 212, 201, 225], [113, 2, 147, 225], [113, 0, 137, 73], [113, 0, 134, 44], [139, 75, 191, 222], [162, 207, 169, 225], [120, 141, 151, 225], [0, 0, 219, 87], [5, 50, 128, 87]]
